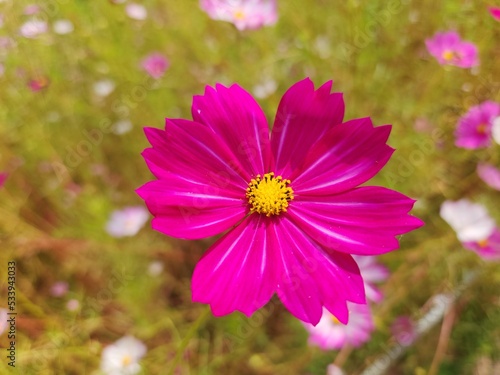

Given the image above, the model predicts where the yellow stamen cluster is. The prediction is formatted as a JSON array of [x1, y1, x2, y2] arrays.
[[477, 123, 488, 134], [122, 355, 132, 367], [246, 172, 294, 216], [477, 239, 489, 248], [442, 50, 456, 61]]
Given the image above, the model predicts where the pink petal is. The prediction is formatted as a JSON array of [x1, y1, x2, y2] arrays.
[[191, 83, 272, 176], [489, 6, 500, 21], [270, 78, 344, 178], [142, 120, 250, 187], [137, 176, 247, 239], [291, 118, 393, 195], [287, 186, 424, 255], [191, 215, 279, 316], [477, 163, 500, 190], [271, 217, 365, 325]]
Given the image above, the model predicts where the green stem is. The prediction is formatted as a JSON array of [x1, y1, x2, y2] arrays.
[[167, 308, 210, 374]]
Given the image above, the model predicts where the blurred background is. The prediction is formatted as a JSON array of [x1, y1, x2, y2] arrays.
[[0, 0, 499, 374]]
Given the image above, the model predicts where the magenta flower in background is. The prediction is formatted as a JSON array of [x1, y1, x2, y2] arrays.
[[200, 0, 278, 30], [106, 206, 149, 238], [0, 173, 7, 187], [477, 163, 500, 191], [141, 53, 169, 79], [489, 6, 500, 21], [455, 101, 500, 149], [353, 255, 389, 303], [303, 303, 375, 350], [425, 31, 478, 68], [463, 229, 500, 261], [28, 76, 49, 92], [440, 199, 495, 242], [137, 78, 423, 325], [391, 316, 417, 346]]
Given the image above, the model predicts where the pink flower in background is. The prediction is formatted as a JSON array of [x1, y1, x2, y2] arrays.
[[200, 0, 278, 30], [106, 206, 149, 238], [28, 76, 49, 92], [303, 303, 374, 350], [0, 173, 7, 187], [141, 53, 169, 79], [126, 3, 147, 20], [463, 229, 500, 261], [494, 117, 500, 144], [50, 281, 69, 297], [477, 163, 500, 190], [19, 19, 48, 38], [327, 365, 345, 375], [353, 255, 389, 303], [66, 299, 80, 311], [455, 101, 500, 149], [440, 199, 495, 242], [489, 6, 500, 21], [391, 316, 417, 346], [137, 78, 423, 325], [0, 308, 8, 336], [425, 31, 478, 68]]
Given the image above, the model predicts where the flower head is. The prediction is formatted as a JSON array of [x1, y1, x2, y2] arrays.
[[101, 336, 147, 375], [137, 78, 423, 325], [391, 316, 417, 346], [353, 255, 389, 303], [50, 281, 69, 297], [141, 53, 169, 79], [19, 19, 48, 38], [200, 0, 278, 30], [303, 303, 374, 350], [425, 31, 478, 68], [463, 228, 500, 261], [477, 163, 500, 191], [0, 308, 8, 336], [0, 173, 7, 187], [126, 3, 147, 20], [106, 206, 149, 238], [440, 199, 495, 242], [489, 6, 500, 21], [455, 101, 500, 149]]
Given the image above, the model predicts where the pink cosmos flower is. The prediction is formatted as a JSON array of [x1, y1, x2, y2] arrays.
[[0, 173, 7, 187], [477, 163, 500, 190], [353, 255, 389, 303], [50, 281, 69, 297], [137, 78, 423, 325], [489, 6, 500, 21], [455, 101, 500, 149], [106, 206, 149, 238], [303, 303, 374, 350], [28, 76, 49, 92], [141, 53, 169, 79], [19, 19, 48, 38], [463, 229, 500, 261], [200, 0, 278, 31], [425, 31, 478, 68]]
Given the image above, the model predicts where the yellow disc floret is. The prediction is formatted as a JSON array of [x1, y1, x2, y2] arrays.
[[246, 172, 294, 216]]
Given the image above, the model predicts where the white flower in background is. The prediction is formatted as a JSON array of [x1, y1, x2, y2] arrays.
[[19, 19, 47, 38], [440, 199, 496, 242], [252, 78, 277, 99], [353, 255, 389, 303], [66, 299, 80, 311], [126, 3, 148, 20], [493, 117, 500, 145], [93, 79, 116, 97], [112, 119, 133, 135], [101, 336, 147, 375], [327, 364, 345, 375], [53, 19, 74, 35], [0, 308, 8, 336], [106, 206, 149, 238], [147, 261, 164, 276]]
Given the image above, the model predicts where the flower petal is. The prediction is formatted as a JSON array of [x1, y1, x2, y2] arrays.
[[271, 217, 365, 325], [191, 215, 279, 316], [191, 83, 272, 176], [137, 176, 247, 239], [142, 120, 250, 186], [270, 78, 344, 178], [288, 186, 424, 255], [292, 118, 394, 195]]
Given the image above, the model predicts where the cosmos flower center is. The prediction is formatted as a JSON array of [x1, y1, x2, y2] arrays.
[[476, 123, 488, 134], [246, 172, 294, 216], [442, 50, 457, 61], [122, 355, 132, 367], [477, 238, 489, 248], [330, 315, 340, 325], [234, 9, 246, 20]]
